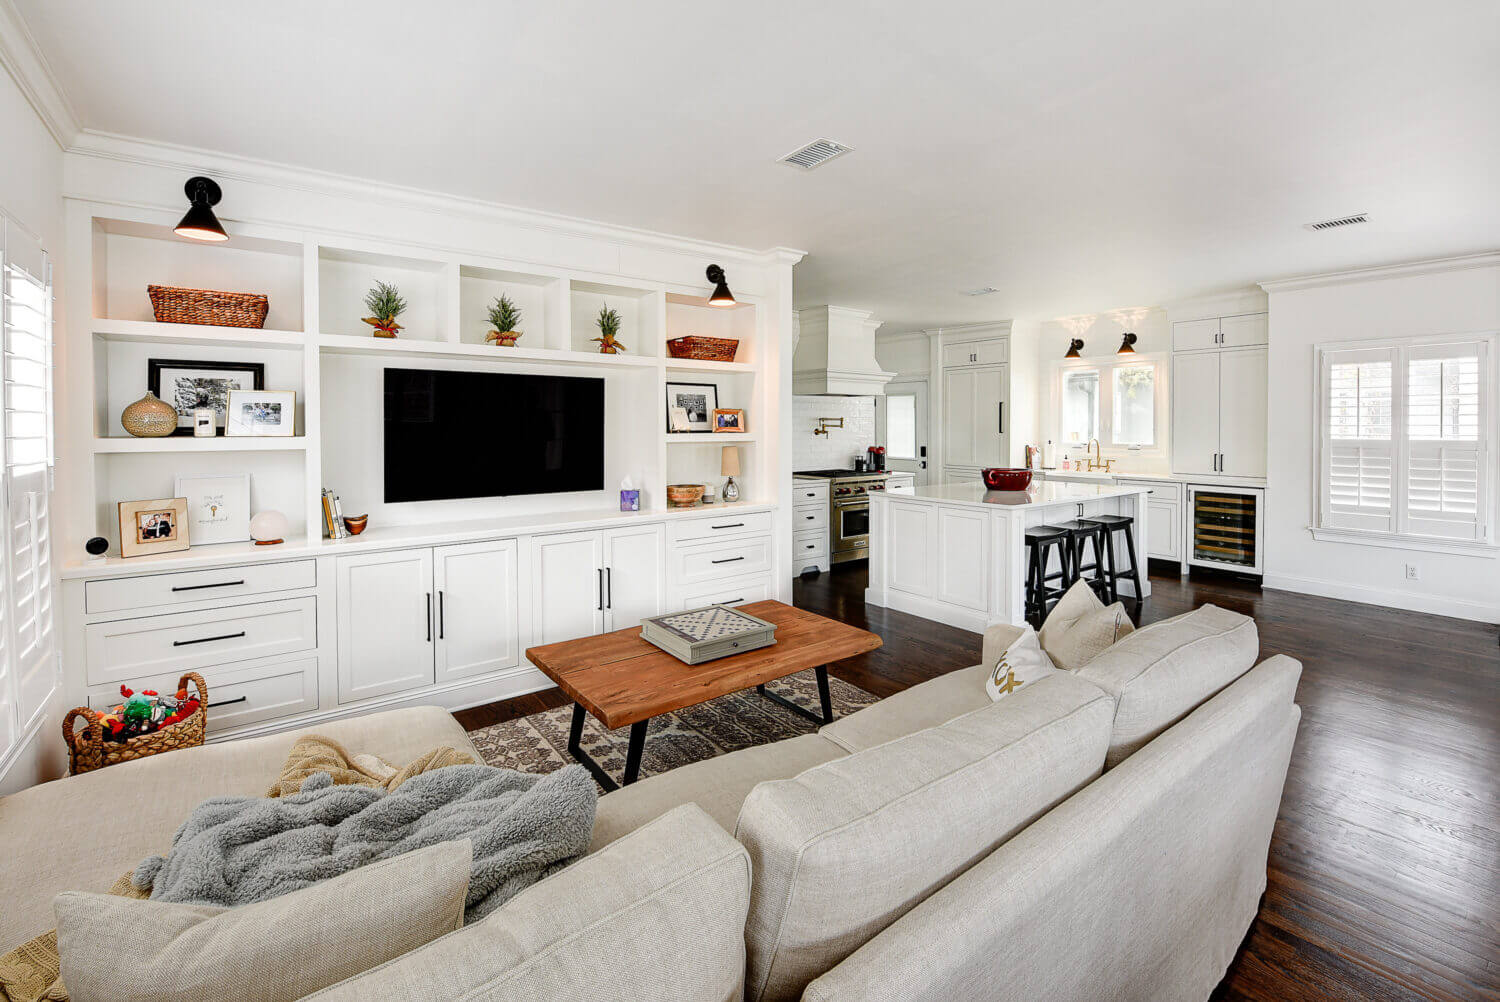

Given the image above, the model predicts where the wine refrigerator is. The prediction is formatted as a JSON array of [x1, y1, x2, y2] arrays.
[[1186, 485, 1265, 575]]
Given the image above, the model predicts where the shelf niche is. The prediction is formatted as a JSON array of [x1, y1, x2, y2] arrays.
[[318, 245, 448, 342], [666, 292, 758, 366], [569, 280, 661, 358], [458, 264, 567, 351]]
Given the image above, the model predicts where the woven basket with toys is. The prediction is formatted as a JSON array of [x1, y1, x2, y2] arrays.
[[63, 672, 208, 775]]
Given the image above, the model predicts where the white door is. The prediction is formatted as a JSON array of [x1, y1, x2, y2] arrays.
[[1172, 318, 1221, 351], [1172, 351, 1221, 476], [1218, 313, 1268, 348], [879, 381, 930, 485], [434, 539, 520, 683], [942, 368, 977, 469], [1144, 497, 1181, 560], [1218, 347, 1268, 478], [935, 507, 989, 611], [603, 523, 665, 631], [336, 549, 435, 703], [973, 364, 1008, 467], [532, 530, 605, 646]]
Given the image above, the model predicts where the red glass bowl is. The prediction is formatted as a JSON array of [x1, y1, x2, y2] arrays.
[[981, 468, 1033, 491]]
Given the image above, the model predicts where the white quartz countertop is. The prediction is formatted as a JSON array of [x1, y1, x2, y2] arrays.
[[871, 479, 1148, 509]]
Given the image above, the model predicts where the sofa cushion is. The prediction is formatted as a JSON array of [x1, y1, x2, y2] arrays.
[[984, 626, 1057, 702], [590, 733, 846, 851], [818, 663, 991, 753], [0, 705, 478, 947], [1074, 603, 1259, 767], [1038, 580, 1135, 669], [737, 672, 1114, 1002], [306, 805, 751, 1002], [56, 840, 470, 1002]]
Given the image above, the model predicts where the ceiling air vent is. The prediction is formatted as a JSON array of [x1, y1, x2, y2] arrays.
[[1304, 213, 1369, 232], [780, 139, 853, 170]]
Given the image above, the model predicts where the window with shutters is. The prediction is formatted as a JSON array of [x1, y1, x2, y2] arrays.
[[1315, 334, 1495, 550]]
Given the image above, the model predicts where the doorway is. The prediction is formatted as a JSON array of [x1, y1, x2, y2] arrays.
[[877, 380, 929, 485]]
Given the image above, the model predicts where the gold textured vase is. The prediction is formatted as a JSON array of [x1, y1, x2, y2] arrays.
[[121, 391, 178, 437]]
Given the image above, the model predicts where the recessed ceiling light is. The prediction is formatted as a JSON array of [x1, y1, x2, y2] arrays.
[[779, 139, 853, 170], [1304, 213, 1368, 232], [962, 287, 999, 297]]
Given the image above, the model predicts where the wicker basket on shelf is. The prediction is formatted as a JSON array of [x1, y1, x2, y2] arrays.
[[666, 336, 739, 362], [63, 672, 209, 775], [148, 285, 269, 328]]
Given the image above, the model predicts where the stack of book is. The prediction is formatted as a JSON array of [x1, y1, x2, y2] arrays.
[[321, 488, 350, 539]]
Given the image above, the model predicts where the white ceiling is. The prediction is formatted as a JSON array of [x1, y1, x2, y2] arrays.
[[15, 0, 1500, 332]]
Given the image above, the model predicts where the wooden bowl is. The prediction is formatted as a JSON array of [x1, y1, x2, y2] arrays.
[[342, 514, 369, 535], [666, 484, 705, 507], [981, 468, 1033, 491]]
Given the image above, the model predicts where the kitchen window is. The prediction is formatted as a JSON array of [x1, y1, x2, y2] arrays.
[[1058, 358, 1161, 451], [1315, 334, 1495, 549]]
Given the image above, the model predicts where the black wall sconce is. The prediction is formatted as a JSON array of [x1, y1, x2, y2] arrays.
[[1117, 332, 1138, 354], [706, 264, 735, 306], [1064, 338, 1085, 359], [174, 176, 228, 242]]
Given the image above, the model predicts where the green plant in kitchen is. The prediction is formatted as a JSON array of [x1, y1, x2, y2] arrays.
[[484, 294, 524, 347], [592, 304, 626, 354], [361, 281, 407, 338]]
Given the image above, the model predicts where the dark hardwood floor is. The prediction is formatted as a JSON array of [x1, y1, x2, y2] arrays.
[[459, 563, 1500, 1000]]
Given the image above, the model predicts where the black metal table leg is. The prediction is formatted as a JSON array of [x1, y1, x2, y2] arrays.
[[565, 703, 650, 792], [622, 720, 648, 785], [757, 666, 835, 725], [816, 665, 833, 723]]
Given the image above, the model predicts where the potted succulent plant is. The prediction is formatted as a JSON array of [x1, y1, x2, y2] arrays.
[[361, 281, 406, 338], [484, 295, 523, 347], [592, 304, 626, 354]]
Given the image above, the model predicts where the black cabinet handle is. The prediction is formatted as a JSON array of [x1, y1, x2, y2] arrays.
[[173, 631, 245, 647], [711, 556, 745, 565], [596, 569, 604, 611], [170, 579, 245, 593], [606, 567, 612, 610], [998, 402, 1005, 434], [805, 544, 815, 550], [438, 591, 445, 640], [710, 522, 744, 529], [208, 696, 247, 708], [426, 592, 432, 642], [804, 514, 815, 520], [724, 597, 744, 604]]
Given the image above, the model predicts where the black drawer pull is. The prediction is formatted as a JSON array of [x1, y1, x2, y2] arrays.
[[208, 696, 248, 708], [804, 515, 815, 520], [170, 579, 245, 593], [724, 597, 744, 604], [805, 544, 815, 550], [710, 522, 745, 529], [173, 631, 246, 647], [711, 556, 745, 564]]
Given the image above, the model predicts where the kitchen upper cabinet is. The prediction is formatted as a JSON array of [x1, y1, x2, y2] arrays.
[[1172, 352, 1221, 476], [1171, 346, 1267, 478], [602, 523, 665, 631], [532, 531, 605, 647], [942, 363, 1008, 470], [941, 340, 1009, 368], [1172, 312, 1267, 351], [1172, 318, 1222, 352], [337, 548, 436, 703], [434, 540, 520, 684]]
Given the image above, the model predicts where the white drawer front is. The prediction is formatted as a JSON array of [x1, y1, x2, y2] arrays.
[[792, 506, 829, 531], [85, 560, 317, 616], [680, 574, 773, 609], [670, 535, 773, 586], [793, 530, 828, 563], [668, 510, 772, 544], [87, 658, 318, 734], [942, 340, 1008, 367], [1116, 478, 1183, 505], [85, 598, 318, 686], [793, 482, 829, 505], [886, 476, 916, 495]]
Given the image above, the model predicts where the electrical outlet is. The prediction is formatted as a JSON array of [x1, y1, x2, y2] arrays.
[[1404, 563, 1419, 581]]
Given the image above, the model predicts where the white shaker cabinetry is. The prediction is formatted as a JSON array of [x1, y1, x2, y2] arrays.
[[1171, 311, 1268, 479], [433, 540, 521, 684], [336, 548, 436, 702]]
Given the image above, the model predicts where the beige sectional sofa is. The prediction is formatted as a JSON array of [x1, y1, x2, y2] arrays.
[[0, 604, 1299, 1001]]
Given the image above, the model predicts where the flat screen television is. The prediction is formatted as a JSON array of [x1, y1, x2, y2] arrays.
[[384, 367, 605, 502]]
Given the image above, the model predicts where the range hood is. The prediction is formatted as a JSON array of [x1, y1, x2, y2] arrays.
[[792, 306, 896, 396]]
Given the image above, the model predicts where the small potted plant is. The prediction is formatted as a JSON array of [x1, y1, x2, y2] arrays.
[[484, 295, 523, 347], [361, 281, 406, 338], [592, 304, 626, 354]]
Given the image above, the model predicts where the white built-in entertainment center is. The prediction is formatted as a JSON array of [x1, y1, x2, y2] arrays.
[[56, 147, 801, 741]]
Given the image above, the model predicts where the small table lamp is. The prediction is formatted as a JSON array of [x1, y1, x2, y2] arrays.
[[721, 446, 741, 503]]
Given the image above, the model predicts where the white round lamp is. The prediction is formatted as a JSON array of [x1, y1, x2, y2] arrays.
[[250, 510, 288, 546]]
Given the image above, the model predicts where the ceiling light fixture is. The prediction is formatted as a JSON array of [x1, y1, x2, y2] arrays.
[[1064, 339, 1085, 359], [1117, 332, 1138, 354], [174, 176, 228, 242], [706, 264, 735, 307]]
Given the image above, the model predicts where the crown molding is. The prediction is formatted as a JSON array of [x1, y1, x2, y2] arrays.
[[0, 0, 80, 148], [66, 130, 801, 268], [1258, 251, 1500, 294], [1162, 287, 1266, 320]]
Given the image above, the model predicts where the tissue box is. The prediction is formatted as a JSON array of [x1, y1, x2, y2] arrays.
[[619, 489, 641, 511]]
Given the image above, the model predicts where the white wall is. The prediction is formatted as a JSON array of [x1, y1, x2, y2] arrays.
[[792, 395, 875, 471], [0, 61, 65, 793], [1263, 257, 1500, 623]]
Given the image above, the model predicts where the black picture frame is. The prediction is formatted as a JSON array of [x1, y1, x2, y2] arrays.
[[148, 358, 266, 435], [665, 381, 720, 433]]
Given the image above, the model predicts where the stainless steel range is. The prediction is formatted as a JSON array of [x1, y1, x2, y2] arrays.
[[795, 469, 890, 564]]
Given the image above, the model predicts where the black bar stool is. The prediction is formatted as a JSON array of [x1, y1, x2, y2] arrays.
[[1052, 519, 1112, 602], [1024, 525, 1072, 625], [1078, 513, 1143, 616]]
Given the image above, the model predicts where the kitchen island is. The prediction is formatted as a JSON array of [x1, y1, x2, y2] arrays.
[[866, 480, 1151, 632]]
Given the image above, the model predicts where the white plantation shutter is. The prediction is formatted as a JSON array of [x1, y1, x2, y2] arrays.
[[1322, 349, 1394, 531], [1406, 343, 1485, 539]]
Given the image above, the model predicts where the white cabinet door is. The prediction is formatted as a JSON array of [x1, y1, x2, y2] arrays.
[[1172, 318, 1221, 351], [532, 531, 604, 646], [603, 523, 665, 631], [935, 507, 989, 611], [434, 539, 520, 684], [972, 364, 1008, 467], [1144, 498, 1181, 560], [1219, 313, 1268, 348], [1218, 347, 1268, 478], [887, 501, 935, 596], [1172, 351, 1221, 476], [941, 339, 1008, 368], [942, 368, 977, 467], [336, 549, 435, 703]]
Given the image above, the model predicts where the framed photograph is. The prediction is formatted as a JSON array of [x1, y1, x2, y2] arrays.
[[713, 408, 746, 433], [148, 359, 265, 436], [174, 473, 251, 545], [665, 382, 719, 433], [668, 406, 692, 432], [117, 496, 190, 558], [226, 389, 296, 437]]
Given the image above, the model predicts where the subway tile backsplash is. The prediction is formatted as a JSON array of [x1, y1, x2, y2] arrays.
[[793, 395, 877, 471]]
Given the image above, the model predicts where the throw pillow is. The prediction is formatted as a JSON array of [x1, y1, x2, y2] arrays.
[[55, 840, 471, 1002], [985, 625, 1058, 701], [1037, 579, 1136, 670]]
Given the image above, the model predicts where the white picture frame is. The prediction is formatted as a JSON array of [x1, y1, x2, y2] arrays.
[[174, 473, 251, 544], [226, 389, 296, 437]]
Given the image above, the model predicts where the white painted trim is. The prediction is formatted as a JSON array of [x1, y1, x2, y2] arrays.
[[0, 0, 80, 148], [1163, 288, 1268, 322], [1259, 251, 1500, 293], [0, 709, 47, 790], [1263, 573, 1500, 625], [1306, 526, 1500, 557]]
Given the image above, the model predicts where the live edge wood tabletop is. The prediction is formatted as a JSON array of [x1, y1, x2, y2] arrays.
[[525, 601, 882, 730]]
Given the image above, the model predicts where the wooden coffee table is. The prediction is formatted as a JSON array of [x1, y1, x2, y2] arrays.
[[525, 600, 881, 790]]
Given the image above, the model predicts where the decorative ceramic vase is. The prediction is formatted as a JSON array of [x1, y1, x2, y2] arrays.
[[121, 391, 177, 437]]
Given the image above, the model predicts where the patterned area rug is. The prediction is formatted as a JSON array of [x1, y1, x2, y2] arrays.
[[467, 670, 879, 786]]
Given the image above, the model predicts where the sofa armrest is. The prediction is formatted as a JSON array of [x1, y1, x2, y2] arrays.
[[980, 623, 1026, 668]]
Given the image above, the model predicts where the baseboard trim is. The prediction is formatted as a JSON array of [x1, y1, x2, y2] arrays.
[[1262, 573, 1500, 625]]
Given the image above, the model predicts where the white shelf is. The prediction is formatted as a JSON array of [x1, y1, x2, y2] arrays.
[[92, 436, 309, 454], [315, 332, 660, 368], [93, 318, 306, 351], [664, 358, 755, 374], [664, 433, 758, 444]]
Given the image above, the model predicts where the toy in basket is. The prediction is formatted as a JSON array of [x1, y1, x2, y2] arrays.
[[63, 672, 208, 775]]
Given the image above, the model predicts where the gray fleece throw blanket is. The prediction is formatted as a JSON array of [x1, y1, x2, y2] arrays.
[[133, 763, 596, 922]]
